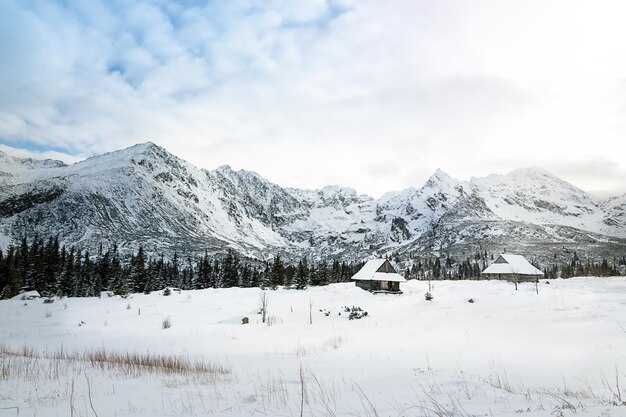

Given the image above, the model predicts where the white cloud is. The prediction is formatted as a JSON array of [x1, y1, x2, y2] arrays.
[[0, 143, 84, 165], [0, 0, 625, 198]]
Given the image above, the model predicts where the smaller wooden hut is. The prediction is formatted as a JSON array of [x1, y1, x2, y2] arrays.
[[482, 254, 544, 282], [351, 259, 405, 293]]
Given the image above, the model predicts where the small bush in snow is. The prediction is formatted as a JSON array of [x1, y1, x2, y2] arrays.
[[162, 317, 172, 329], [43, 297, 54, 304], [468, 298, 475, 303], [162, 288, 172, 296], [425, 292, 433, 301], [346, 306, 368, 320]]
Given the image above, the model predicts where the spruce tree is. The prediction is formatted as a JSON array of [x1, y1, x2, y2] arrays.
[[110, 251, 127, 296], [59, 247, 76, 297], [0, 247, 20, 298], [130, 246, 147, 293], [269, 255, 285, 289], [294, 258, 309, 289], [222, 249, 239, 288]]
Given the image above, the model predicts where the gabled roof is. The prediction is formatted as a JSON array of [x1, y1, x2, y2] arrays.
[[482, 254, 544, 276], [351, 259, 406, 282]]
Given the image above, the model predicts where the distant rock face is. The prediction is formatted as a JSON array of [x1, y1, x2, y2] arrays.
[[0, 143, 624, 262]]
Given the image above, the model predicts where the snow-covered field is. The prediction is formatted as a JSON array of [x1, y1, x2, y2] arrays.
[[1, 278, 626, 416]]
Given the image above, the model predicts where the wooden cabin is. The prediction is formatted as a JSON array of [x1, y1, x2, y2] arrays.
[[482, 254, 544, 282], [351, 259, 406, 293]]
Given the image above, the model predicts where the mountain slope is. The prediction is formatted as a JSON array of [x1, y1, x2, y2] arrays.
[[0, 143, 624, 261]]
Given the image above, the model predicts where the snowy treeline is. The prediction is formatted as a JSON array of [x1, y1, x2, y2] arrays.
[[0, 236, 364, 299], [400, 250, 625, 280], [2, 236, 624, 299]]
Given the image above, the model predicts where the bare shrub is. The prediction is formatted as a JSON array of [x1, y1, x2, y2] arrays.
[[162, 316, 172, 329], [346, 306, 368, 320]]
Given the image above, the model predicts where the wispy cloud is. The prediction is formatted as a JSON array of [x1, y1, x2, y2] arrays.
[[0, 0, 625, 197]]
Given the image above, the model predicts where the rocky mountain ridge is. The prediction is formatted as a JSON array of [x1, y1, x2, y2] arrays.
[[0, 142, 624, 262]]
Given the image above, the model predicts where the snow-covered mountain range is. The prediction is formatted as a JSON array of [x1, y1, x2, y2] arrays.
[[1, 142, 624, 261]]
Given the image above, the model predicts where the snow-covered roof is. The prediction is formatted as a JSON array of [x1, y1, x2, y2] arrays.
[[11, 290, 40, 300], [351, 259, 406, 282], [482, 254, 544, 276]]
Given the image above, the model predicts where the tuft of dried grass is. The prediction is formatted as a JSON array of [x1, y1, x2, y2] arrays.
[[0, 343, 230, 380]]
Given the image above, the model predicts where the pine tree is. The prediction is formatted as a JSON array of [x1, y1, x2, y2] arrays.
[[331, 259, 341, 282], [110, 250, 127, 296], [260, 261, 271, 289], [269, 255, 285, 289], [130, 246, 147, 293], [18, 236, 30, 290], [171, 252, 179, 288], [220, 249, 239, 288], [210, 259, 219, 288], [311, 260, 329, 286], [239, 264, 252, 288], [59, 247, 76, 297], [294, 258, 309, 289], [0, 247, 20, 298]]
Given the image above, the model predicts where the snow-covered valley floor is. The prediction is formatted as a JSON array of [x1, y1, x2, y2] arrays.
[[2, 278, 626, 417]]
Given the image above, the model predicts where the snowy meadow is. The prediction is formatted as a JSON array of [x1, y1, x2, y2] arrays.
[[1, 278, 626, 417]]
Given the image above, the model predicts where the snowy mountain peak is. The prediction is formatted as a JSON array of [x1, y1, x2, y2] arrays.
[[507, 166, 555, 178], [216, 164, 233, 173], [425, 168, 453, 185], [0, 150, 67, 172], [421, 169, 466, 198], [126, 141, 160, 153], [215, 165, 266, 184], [319, 185, 358, 199]]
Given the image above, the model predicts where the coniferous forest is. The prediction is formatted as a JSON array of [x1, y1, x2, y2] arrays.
[[0, 236, 624, 299], [0, 236, 364, 299]]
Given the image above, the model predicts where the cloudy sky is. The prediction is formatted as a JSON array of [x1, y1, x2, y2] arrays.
[[1, 0, 625, 198]]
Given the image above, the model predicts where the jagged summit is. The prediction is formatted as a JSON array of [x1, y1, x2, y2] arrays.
[[216, 164, 233, 172], [214, 164, 266, 183], [423, 168, 454, 186]]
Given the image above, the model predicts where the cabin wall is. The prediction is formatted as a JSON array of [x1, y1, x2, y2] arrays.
[[355, 280, 402, 293], [482, 273, 541, 283], [355, 280, 371, 290]]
